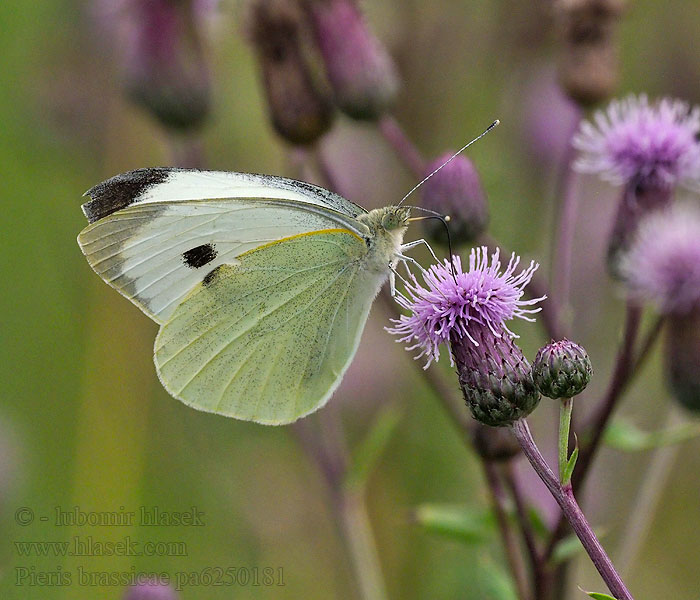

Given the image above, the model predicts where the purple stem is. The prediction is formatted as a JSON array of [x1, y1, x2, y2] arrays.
[[484, 461, 533, 600], [378, 115, 426, 178], [503, 463, 546, 595], [551, 140, 580, 337], [511, 419, 635, 600]]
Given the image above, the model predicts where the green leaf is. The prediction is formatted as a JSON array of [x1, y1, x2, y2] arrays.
[[603, 420, 700, 452], [527, 506, 550, 539], [344, 406, 401, 490], [578, 586, 618, 599], [562, 444, 579, 486], [414, 504, 494, 544], [476, 555, 518, 600]]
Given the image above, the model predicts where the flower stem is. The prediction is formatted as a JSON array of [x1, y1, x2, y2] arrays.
[[558, 397, 574, 483], [617, 407, 684, 577], [511, 419, 635, 600], [291, 416, 388, 600], [378, 115, 425, 178], [551, 133, 581, 336], [483, 461, 533, 600], [336, 488, 390, 600]]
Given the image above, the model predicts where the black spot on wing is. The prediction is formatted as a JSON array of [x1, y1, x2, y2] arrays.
[[81, 167, 182, 224], [203, 265, 223, 287], [183, 243, 218, 269]]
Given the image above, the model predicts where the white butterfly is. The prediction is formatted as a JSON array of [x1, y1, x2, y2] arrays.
[[77, 168, 427, 424]]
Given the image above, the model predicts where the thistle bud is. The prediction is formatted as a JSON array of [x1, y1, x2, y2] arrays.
[[666, 312, 700, 412], [532, 339, 592, 399], [420, 154, 488, 246], [303, 0, 399, 120], [453, 326, 541, 428], [554, 0, 625, 106], [248, 0, 334, 145], [472, 422, 521, 461], [125, 579, 178, 600], [124, 0, 212, 131]]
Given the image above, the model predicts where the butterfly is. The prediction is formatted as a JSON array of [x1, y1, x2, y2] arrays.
[[77, 168, 427, 425]]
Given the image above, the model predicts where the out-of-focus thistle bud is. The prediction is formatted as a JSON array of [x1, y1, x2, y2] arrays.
[[302, 0, 399, 120], [125, 0, 212, 131], [554, 0, 625, 106], [125, 579, 178, 600], [532, 339, 592, 399], [521, 66, 583, 168], [472, 422, 521, 461], [247, 0, 334, 145], [453, 326, 541, 427], [420, 154, 488, 246]]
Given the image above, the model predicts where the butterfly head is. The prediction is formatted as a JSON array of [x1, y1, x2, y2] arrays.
[[380, 206, 411, 231]]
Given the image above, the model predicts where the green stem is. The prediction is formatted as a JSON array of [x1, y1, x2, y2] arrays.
[[558, 397, 574, 483]]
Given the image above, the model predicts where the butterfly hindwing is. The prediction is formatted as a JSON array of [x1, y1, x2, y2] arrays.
[[154, 229, 383, 424]]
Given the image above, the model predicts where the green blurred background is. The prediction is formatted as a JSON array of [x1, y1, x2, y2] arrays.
[[2, 0, 700, 598]]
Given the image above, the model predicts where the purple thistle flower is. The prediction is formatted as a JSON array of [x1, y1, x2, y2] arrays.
[[620, 204, 700, 316], [573, 94, 700, 190], [387, 247, 543, 367]]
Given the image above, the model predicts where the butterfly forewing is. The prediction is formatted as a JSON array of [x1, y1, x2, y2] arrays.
[[78, 169, 370, 323], [154, 229, 382, 424]]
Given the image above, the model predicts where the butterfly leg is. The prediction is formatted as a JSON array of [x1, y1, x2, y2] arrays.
[[396, 253, 427, 276], [389, 266, 410, 301], [400, 238, 440, 263]]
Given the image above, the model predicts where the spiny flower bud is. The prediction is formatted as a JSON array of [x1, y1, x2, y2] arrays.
[[420, 154, 488, 246], [248, 0, 334, 145], [532, 339, 592, 399], [666, 312, 700, 412], [303, 0, 399, 120], [125, 0, 212, 131], [453, 326, 541, 427], [472, 422, 522, 461], [554, 0, 625, 106]]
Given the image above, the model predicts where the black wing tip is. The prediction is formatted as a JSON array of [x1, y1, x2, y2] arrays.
[[81, 167, 185, 224]]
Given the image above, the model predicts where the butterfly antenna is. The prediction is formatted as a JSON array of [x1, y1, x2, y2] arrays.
[[397, 119, 500, 208]]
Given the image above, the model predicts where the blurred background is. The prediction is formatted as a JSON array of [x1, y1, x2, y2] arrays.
[[2, 0, 700, 598]]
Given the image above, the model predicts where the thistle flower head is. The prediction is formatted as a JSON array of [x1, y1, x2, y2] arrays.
[[620, 204, 700, 315], [387, 247, 543, 367], [573, 95, 700, 190]]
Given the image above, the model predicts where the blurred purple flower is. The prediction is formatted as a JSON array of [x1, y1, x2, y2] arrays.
[[573, 95, 700, 190], [387, 247, 543, 367], [420, 153, 488, 245], [620, 204, 700, 315], [303, 0, 399, 120], [521, 66, 582, 167], [125, 579, 177, 600], [92, 0, 215, 131]]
